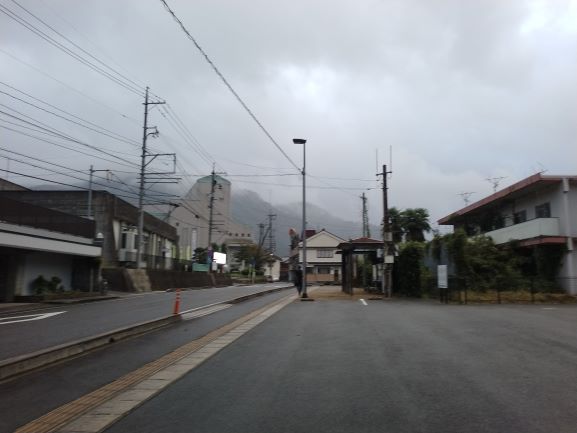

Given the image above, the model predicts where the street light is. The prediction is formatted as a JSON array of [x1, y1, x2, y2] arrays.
[[293, 138, 310, 300]]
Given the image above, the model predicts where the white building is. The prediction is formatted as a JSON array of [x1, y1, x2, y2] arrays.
[[292, 229, 345, 284], [0, 196, 101, 301], [438, 173, 577, 294]]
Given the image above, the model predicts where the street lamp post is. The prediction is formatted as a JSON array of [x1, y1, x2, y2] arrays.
[[293, 138, 308, 299]]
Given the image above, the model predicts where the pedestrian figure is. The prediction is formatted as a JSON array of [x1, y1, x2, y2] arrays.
[[294, 268, 302, 295]]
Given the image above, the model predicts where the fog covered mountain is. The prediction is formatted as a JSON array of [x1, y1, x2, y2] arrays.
[[231, 189, 380, 257]]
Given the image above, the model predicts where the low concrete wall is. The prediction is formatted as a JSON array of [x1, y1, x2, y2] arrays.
[[102, 268, 233, 292], [146, 270, 232, 290]]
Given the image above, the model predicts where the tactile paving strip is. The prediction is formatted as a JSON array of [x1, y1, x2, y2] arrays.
[[15, 293, 298, 433]]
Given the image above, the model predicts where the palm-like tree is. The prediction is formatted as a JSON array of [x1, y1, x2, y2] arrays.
[[401, 208, 431, 242]]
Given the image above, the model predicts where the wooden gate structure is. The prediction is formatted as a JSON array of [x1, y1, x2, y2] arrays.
[[337, 237, 384, 295]]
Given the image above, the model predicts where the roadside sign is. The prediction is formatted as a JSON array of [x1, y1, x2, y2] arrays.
[[437, 265, 448, 289]]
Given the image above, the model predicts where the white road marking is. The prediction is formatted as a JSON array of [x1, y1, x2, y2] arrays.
[[542, 307, 556, 310], [0, 311, 66, 325], [360, 299, 368, 306], [181, 304, 232, 320]]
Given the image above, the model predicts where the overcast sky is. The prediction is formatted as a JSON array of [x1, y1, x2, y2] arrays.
[[1, 0, 576, 233]]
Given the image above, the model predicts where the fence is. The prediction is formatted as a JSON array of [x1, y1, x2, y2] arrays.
[[424, 276, 577, 304]]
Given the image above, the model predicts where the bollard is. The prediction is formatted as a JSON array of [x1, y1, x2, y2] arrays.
[[173, 288, 181, 315]]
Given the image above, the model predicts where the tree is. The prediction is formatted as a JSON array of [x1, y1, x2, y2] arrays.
[[396, 242, 425, 297], [234, 243, 270, 271], [192, 247, 207, 264], [400, 208, 431, 242], [388, 207, 404, 243]]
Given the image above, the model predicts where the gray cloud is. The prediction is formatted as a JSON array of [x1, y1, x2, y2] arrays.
[[1, 0, 575, 232]]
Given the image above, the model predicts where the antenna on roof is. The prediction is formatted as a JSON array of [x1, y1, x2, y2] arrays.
[[459, 191, 475, 206], [486, 176, 507, 193], [537, 162, 548, 174]]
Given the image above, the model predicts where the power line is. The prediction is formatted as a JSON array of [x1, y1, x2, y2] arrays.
[[158, 106, 214, 169], [0, 2, 144, 97], [0, 108, 139, 167], [9, 0, 146, 92], [0, 123, 138, 169], [0, 145, 174, 199], [0, 82, 141, 147], [164, 104, 217, 165], [0, 168, 170, 205], [158, 0, 300, 172], [1, 89, 140, 149], [0, 150, 160, 201], [0, 48, 140, 124]]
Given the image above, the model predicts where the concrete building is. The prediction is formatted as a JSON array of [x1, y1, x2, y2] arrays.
[[438, 173, 577, 294], [169, 175, 253, 261], [0, 189, 176, 269], [291, 229, 345, 284], [0, 196, 101, 302]]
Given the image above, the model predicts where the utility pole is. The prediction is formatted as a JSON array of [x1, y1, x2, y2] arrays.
[[208, 167, 217, 249], [207, 165, 226, 271], [267, 213, 277, 254], [87, 166, 110, 221], [136, 87, 165, 269], [377, 164, 392, 298], [361, 192, 370, 238]]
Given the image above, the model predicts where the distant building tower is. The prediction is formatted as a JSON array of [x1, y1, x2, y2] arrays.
[[169, 175, 253, 260]]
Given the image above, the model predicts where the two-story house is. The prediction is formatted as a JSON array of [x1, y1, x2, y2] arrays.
[[438, 173, 577, 294], [292, 229, 345, 284]]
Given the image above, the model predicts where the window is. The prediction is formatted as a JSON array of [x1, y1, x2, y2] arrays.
[[317, 267, 331, 274], [317, 249, 334, 258], [535, 203, 551, 218], [513, 210, 527, 224]]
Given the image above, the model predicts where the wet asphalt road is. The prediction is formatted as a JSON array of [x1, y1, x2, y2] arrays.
[[104, 298, 577, 433], [0, 283, 291, 360]]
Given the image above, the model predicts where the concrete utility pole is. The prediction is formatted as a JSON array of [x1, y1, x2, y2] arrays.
[[267, 213, 277, 254], [87, 166, 110, 221], [293, 138, 309, 299], [208, 167, 217, 249], [361, 192, 370, 238], [136, 87, 165, 269], [207, 165, 226, 271], [377, 164, 392, 298]]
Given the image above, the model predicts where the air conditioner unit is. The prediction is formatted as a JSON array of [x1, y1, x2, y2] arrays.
[[118, 249, 137, 262]]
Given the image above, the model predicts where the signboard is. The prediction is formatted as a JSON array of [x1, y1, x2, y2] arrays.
[[437, 265, 448, 289], [384, 255, 395, 264], [213, 252, 227, 265], [192, 263, 210, 272]]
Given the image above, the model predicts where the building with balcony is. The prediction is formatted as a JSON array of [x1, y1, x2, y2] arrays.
[[438, 173, 577, 294]]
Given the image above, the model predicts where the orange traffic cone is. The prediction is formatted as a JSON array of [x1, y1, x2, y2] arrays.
[[173, 288, 181, 315]]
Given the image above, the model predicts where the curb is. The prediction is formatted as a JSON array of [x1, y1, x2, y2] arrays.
[[0, 315, 181, 382], [0, 284, 294, 382]]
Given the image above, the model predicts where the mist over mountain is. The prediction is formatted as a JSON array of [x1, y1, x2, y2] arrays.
[[231, 189, 380, 257]]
